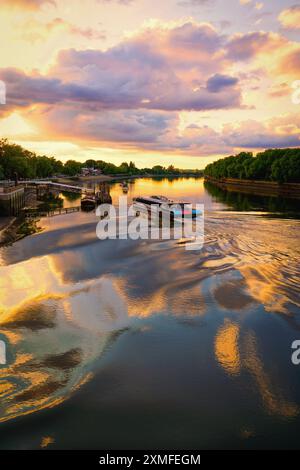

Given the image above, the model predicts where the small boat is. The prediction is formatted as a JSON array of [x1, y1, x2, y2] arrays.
[[81, 195, 96, 211], [133, 195, 201, 218]]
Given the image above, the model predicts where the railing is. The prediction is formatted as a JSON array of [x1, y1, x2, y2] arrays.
[[25, 206, 81, 218], [23, 181, 94, 194], [0, 185, 24, 194]]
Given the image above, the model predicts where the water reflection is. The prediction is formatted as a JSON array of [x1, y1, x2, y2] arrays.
[[60, 191, 81, 208], [215, 320, 240, 375], [0, 178, 299, 447], [0, 261, 130, 422], [204, 181, 300, 216], [243, 332, 298, 418], [214, 318, 299, 418]]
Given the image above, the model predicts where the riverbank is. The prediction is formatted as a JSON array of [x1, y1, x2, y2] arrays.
[[0, 216, 15, 244], [0, 216, 41, 247], [205, 176, 300, 199], [55, 173, 202, 184], [53, 175, 111, 184]]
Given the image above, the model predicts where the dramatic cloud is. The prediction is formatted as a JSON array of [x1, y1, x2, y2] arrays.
[[0, 22, 243, 113], [223, 115, 300, 149], [172, 113, 300, 152], [227, 32, 287, 60], [278, 48, 300, 76], [206, 74, 239, 92], [24, 100, 300, 155], [0, 17, 299, 158], [31, 106, 177, 145], [278, 5, 300, 30]]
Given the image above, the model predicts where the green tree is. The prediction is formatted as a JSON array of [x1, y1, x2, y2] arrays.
[[36, 156, 54, 178], [119, 162, 130, 174], [84, 159, 97, 168], [64, 160, 82, 176], [152, 165, 165, 174], [204, 149, 300, 183]]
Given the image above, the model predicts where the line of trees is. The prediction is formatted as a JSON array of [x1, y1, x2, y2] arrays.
[[204, 149, 300, 183], [0, 139, 64, 179], [0, 140, 202, 179]]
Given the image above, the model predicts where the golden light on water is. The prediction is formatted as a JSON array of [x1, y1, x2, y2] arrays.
[[215, 320, 241, 376], [0, 178, 299, 444], [243, 333, 299, 418]]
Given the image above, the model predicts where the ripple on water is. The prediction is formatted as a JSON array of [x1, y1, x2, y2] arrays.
[[0, 209, 299, 430]]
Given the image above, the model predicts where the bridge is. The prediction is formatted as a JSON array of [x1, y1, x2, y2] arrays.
[[23, 181, 94, 194]]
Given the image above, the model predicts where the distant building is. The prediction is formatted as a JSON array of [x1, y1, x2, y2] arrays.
[[81, 168, 103, 177]]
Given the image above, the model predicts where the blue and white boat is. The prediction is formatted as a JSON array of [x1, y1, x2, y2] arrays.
[[133, 195, 201, 219]]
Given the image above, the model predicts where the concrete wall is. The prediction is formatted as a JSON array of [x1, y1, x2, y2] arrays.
[[204, 177, 300, 199], [0, 187, 25, 216]]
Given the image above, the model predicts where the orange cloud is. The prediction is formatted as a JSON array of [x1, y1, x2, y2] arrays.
[[0, 18, 299, 158], [278, 48, 300, 77], [278, 5, 300, 30], [227, 31, 289, 61], [18, 18, 106, 43]]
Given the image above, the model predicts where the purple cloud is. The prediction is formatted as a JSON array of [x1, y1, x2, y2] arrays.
[[206, 74, 238, 92], [227, 32, 285, 60], [1, 21, 297, 155], [0, 23, 243, 112]]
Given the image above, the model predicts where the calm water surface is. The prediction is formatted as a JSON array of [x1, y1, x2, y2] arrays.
[[0, 178, 300, 449]]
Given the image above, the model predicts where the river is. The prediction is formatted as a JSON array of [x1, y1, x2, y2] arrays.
[[0, 177, 300, 449]]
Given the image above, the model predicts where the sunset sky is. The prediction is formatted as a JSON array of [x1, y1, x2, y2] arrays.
[[0, 0, 299, 168]]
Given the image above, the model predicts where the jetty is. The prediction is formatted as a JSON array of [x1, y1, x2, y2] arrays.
[[23, 180, 94, 195], [0, 180, 98, 216]]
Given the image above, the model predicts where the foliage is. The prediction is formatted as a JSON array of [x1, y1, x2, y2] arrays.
[[0, 139, 64, 179], [64, 160, 82, 176], [17, 219, 41, 236], [0, 139, 203, 179], [204, 149, 300, 183]]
